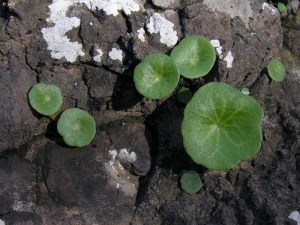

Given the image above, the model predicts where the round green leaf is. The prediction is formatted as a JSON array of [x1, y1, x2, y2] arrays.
[[278, 3, 287, 14], [177, 87, 193, 104], [170, 36, 216, 78], [181, 82, 264, 170], [134, 53, 180, 99], [57, 108, 96, 147], [28, 83, 63, 116], [180, 170, 202, 194], [267, 59, 286, 82]]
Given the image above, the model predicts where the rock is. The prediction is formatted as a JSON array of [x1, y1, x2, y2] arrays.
[[43, 133, 138, 223], [84, 66, 118, 109], [41, 123, 151, 223], [183, 1, 282, 88], [5, 0, 49, 38], [152, 0, 180, 9], [0, 155, 35, 215], [39, 66, 89, 110], [107, 123, 151, 176], [131, 10, 182, 60], [283, 29, 300, 57], [0, 41, 39, 152]]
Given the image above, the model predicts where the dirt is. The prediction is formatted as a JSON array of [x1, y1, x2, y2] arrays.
[[0, 0, 299, 225]]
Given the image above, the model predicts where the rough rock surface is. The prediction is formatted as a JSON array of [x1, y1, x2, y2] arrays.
[[0, 41, 39, 151], [0, 123, 151, 224], [0, 0, 299, 224]]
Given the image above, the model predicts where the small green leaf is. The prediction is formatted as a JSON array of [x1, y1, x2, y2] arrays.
[[57, 108, 96, 147], [180, 170, 202, 194], [177, 87, 193, 104], [170, 36, 216, 78], [134, 53, 180, 99], [278, 3, 287, 14], [182, 82, 264, 170], [267, 59, 286, 82], [28, 83, 63, 116]]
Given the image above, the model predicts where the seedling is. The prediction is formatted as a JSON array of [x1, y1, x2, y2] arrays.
[[57, 108, 96, 147], [134, 53, 180, 99], [180, 170, 203, 194], [28, 83, 63, 116], [277, 3, 287, 14], [181, 82, 263, 170], [170, 36, 216, 78], [267, 59, 286, 82], [177, 87, 193, 104]]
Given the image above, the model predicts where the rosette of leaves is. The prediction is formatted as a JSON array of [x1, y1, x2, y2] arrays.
[[134, 53, 180, 99], [57, 108, 96, 147], [170, 36, 216, 78], [181, 82, 264, 170], [28, 83, 63, 116]]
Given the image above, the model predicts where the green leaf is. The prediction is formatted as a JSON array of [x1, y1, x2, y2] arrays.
[[170, 36, 216, 78], [57, 108, 96, 147], [134, 53, 180, 99], [180, 170, 202, 194], [278, 3, 287, 14], [181, 82, 264, 170], [267, 59, 286, 82], [28, 83, 63, 116]]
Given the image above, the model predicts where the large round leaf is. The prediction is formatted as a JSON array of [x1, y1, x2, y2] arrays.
[[28, 83, 63, 116], [181, 82, 264, 170], [170, 36, 216, 78], [134, 53, 180, 99], [57, 108, 96, 147]]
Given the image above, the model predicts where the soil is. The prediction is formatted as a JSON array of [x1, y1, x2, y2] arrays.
[[0, 0, 299, 225]]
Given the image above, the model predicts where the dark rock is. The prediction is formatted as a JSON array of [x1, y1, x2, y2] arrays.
[[283, 29, 300, 57], [5, 0, 49, 38], [183, 1, 282, 88], [43, 133, 138, 224], [42, 123, 151, 223], [107, 123, 151, 176], [0, 155, 35, 215], [84, 66, 117, 100], [0, 41, 39, 152], [39, 65, 89, 110]]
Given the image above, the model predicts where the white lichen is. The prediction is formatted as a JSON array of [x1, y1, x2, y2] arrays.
[[109, 149, 118, 160], [241, 87, 250, 95], [289, 211, 300, 225], [137, 27, 146, 42], [77, 0, 140, 16], [224, 51, 234, 68], [105, 147, 138, 196], [0, 219, 5, 225], [108, 48, 125, 62], [42, 0, 141, 62], [119, 148, 137, 162], [146, 13, 178, 47], [210, 39, 223, 59], [262, 2, 278, 15], [93, 48, 104, 63], [41, 0, 85, 63]]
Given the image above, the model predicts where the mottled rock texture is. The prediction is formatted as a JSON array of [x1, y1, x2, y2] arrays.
[[0, 0, 299, 224]]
